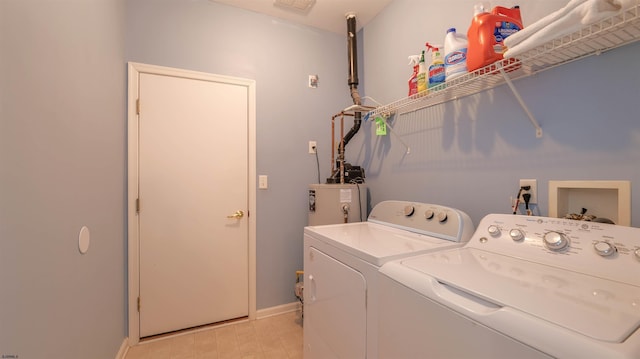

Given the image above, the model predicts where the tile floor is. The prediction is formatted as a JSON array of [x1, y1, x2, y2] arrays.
[[125, 310, 303, 359]]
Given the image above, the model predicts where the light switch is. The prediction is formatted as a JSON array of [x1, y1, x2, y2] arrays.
[[259, 175, 268, 189]]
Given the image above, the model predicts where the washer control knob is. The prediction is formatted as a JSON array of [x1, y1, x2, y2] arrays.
[[543, 231, 570, 251], [509, 229, 525, 241], [404, 205, 415, 217], [437, 212, 448, 223], [424, 209, 435, 220], [487, 225, 501, 237], [634, 248, 640, 262], [594, 241, 617, 257]]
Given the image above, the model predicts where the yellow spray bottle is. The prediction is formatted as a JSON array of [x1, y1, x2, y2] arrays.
[[416, 50, 428, 94]]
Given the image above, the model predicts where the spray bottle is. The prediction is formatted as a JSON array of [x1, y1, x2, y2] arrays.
[[408, 55, 420, 96], [416, 50, 428, 94], [426, 43, 445, 90]]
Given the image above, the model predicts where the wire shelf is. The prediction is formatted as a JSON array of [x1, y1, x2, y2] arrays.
[[367, 3, 640, 120]]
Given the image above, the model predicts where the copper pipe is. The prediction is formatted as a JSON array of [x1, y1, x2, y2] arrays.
[[340, 114, 345, 184], [331, 114, 336, 177]]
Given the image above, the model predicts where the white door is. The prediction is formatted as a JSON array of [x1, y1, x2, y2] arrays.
[[136, 70, 249, 337]]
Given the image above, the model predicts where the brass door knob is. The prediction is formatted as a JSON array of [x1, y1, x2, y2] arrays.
[[226, 210, 244, 219]]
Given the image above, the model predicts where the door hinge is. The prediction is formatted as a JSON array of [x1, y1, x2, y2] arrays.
[[136, 98, 140, 115], [137, 297, 141, 312], [136, 198, 140, 213]]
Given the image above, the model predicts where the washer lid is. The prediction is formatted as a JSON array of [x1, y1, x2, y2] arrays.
[[395, 247, 640, 343], [304, 222, 464, 266]]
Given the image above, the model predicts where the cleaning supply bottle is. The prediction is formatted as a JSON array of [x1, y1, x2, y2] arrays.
[[467, 4, 523, 72], [416, 50, 428, 94], [408, 55, 420, 96], [426, 43, 445, 90], [444, 28, 469, 81]]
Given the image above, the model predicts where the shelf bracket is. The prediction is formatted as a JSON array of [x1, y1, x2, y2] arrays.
[[497, 62, 543, 138]]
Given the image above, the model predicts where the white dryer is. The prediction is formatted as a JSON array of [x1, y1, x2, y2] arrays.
[[303, 200, 474, 359], [379, 214, 640, 358]]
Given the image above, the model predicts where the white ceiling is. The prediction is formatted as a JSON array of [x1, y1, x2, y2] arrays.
[[209, 0, 394, 34]]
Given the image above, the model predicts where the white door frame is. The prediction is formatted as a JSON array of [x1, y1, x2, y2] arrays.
[[126, 62, 257, 345]]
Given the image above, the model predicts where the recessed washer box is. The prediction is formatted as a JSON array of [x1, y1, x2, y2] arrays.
[[548, 180, 631, 226]]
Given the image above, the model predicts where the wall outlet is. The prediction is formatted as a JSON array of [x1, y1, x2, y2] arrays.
[[519, 179, 537, 204], [308, 141, 317, 154], [309, 75, 318, 88]]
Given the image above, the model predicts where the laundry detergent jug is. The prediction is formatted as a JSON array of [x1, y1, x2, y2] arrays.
[[467, 4, 523, 72]]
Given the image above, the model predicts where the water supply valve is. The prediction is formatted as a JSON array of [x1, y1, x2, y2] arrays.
[[342, 203, 350, 223]]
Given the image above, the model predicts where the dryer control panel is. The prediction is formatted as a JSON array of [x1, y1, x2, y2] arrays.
[[367, 200, 474, 243], [469, 214, 640, 286]]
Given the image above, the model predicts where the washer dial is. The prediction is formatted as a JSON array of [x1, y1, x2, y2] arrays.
[[487, 225, 501, 237], [543, 231, 570, 251], [509, 229, 525, 241], [594, 241, 617, 257]]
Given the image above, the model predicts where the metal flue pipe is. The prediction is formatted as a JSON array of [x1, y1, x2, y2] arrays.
[[340, 13, 362, 153]]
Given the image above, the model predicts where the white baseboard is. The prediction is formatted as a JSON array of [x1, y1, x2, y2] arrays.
[[115, 337, 129, 359], [256, 301, 301, 319]]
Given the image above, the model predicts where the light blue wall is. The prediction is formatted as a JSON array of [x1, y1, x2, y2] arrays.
[[125, 0, 352, 309], [349, 0, 640, 226], [0, 1, 126, 358], [2, 2, 636, 354]]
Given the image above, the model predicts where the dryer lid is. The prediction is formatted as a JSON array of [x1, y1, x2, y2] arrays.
[[395, 247, 640, 343]]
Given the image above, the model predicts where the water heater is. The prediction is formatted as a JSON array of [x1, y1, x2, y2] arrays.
[[308, 184, 368, 226]]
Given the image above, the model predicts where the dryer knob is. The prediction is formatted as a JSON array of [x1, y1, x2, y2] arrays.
[[543, 232, 570, 251], [634, 248, 640, 262], [437, 212, 448, 223], [594, 241, 616, 257], [509, 229, 525, 241], [487, 225, 501, 237], [424, 209, 435, 220], [404, 205, 415, 217]]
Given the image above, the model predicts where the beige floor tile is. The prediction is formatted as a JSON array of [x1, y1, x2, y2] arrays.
[[262, 347, 289, 359], [238, 337, 261, 356], [124, 344, 149, 359], [195, 338, 218, 356], [240, 354, 265, 359], [126, 311, 302, 359]]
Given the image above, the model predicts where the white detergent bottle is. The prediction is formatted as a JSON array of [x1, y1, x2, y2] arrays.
[[444, 28, 469, 81]]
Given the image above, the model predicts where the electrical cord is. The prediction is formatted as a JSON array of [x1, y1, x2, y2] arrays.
[[356, 182, 363, 222], [313, 146, 320, 184], [513, 188, 523, 214], [523, 193, 532, 216], [513, 185, 531, 215], [347, 179, 365, 221]]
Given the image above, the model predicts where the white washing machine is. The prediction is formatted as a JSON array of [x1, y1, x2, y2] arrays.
[[379, 214, 640, 358], [303, 200, 474, 359]]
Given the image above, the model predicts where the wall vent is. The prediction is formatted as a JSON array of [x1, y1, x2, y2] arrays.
[[274, 0, 316, 13]]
